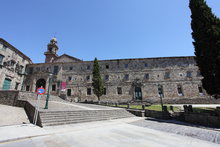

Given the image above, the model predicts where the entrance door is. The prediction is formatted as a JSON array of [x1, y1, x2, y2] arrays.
[[36, 79, 46, 91], [3, 78, 11, 90], [135, 87, 142, 100], [67, 89, 71, 96]]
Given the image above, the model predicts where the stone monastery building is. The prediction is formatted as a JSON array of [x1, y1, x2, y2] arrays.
[[0, 38, 209, 103]]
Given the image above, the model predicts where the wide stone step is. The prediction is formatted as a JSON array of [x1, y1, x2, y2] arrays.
[[40, 113, 133, 121], [41, 115, 131, 123], [42, 116, 133, 126]]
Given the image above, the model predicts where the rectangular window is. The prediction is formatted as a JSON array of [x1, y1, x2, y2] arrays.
[[15, 83, 19, 90], [186, 71, 192, 78], [145, 73, 149, 80], [19, 65, 24, 73], [67, 89, 71, 96], [87, 65, 90, 70], [106, 65, 109, 69], [177, 85, 184, 96], [2, 44, 7, 50], [69, 67, 73, 70], [86, 75, 90, 81], [0, 54, 4, 65], [53, 66, 59, 75], [52, 84, 56, 91], [124, 74, 129, 80], [124, 64, 128, 68], [117, 87, 122, 95], [68, 76, 72, 81], [26, 86, 30, 91], [87, 88, 91, 95], [29, 67, 33, 74], [164, 72, 170, 79], [144, 63, 148, 67], [105, 75, 109, 81], [198, 86, 203, 94], [103, 88, 106, 95]]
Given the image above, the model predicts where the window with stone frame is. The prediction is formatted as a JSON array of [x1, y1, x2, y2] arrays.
[[124, 64, 128, 68], [144, 63, 148, 67], [86, 75, 90, 81], [68, 76, 72, 81], [26, 85, 30, 91], [117, 87, 122, 95], [105, 75, 109, 81], [124, 74, 129, 80], [106, 65, 109, 69], [144, 73, 149, 80], [0, 54, 4, 65], [69, 66, 73, 70], [53, 66, 59, 75], [177, 85, 184, 96], [87, 88, 92, 95], [103, 88, 106, 95], [52, 84, 56, 91], [186, 71, 193, 78], [164, 71, 170, 79], [198, 85, 204, 95], [29, 67, 33, 74], [87, 65, 90, 70]]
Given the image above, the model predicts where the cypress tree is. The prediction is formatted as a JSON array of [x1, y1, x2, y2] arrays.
[[189, 0, 220, 98], [92, 57, 104, 101]]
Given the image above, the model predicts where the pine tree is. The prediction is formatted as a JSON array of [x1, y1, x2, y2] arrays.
[[92, 57, 104, 101], [189, 0, 220, 98]]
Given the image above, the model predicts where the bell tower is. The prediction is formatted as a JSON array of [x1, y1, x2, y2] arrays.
[[44, 37, 58, 63]]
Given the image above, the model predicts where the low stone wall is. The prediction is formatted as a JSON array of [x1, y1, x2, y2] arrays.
[[184, 105, 220, 128], [142, 97, 220, 104], [24, 101, 42, 127], [145, 109, 171, 119], [0, 90, 19, 106], [127, 109, 145, 117]]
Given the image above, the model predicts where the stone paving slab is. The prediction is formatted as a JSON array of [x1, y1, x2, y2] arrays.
[[0, 104, 29, 126], [129, 118, 220, 144]]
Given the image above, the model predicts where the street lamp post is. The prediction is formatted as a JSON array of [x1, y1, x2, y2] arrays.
[[158, 84, 164, 111], [44, 73, 53, 109]]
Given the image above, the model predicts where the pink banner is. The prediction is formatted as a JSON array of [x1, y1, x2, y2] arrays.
[[61, 82, 66, 90]]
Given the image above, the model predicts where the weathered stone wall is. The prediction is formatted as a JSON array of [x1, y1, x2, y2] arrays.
[[0, 90, 19, 106], [0, 39, 31, 90], [24, 56, 215, 104]]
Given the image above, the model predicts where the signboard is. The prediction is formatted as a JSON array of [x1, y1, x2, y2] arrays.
[[37, 87, 45, 95]]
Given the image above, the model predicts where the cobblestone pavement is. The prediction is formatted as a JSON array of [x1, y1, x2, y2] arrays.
[[129, 118, 220, 144]]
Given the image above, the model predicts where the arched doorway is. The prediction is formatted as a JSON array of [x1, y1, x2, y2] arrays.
[[36, 79, 46, 90], [135, 87, 142, 100]]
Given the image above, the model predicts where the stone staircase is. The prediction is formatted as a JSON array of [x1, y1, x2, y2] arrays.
[[39, 109, 135, 126]]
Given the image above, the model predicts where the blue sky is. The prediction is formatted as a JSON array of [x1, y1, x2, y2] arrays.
[[0, 0, 220, 63]]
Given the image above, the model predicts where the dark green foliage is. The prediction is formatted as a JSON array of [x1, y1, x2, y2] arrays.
[[92, 58, 104, 101], [189, 0, 220, 98]]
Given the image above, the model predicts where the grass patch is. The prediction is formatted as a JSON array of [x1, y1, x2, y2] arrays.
[[115, 104, 180, 112]]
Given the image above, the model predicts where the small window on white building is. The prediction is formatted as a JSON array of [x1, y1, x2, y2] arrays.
[[117, 87, 122, 95]]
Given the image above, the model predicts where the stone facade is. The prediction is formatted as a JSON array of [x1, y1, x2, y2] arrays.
[[20, 38, 211, 103], [0, 38, 212, 104], [0, 38, 32, 90]]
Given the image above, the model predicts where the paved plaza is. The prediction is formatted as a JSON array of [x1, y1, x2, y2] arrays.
[[0, 117, 220, 147]]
